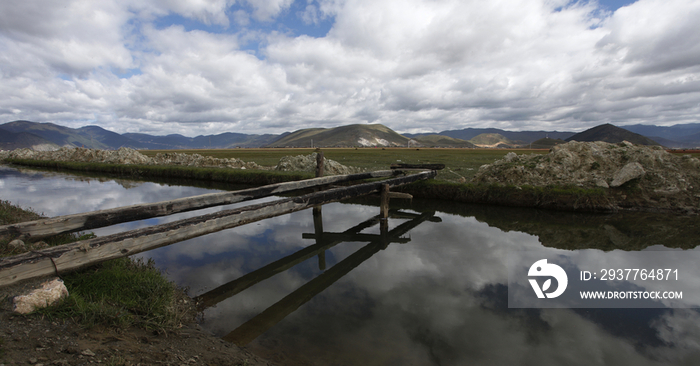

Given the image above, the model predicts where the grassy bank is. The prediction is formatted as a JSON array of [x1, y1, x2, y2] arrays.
[[4, 158, 314, 185], [0, 200, 190, 332], [3, 147, 623, 212], [397, 180, 616, 212]]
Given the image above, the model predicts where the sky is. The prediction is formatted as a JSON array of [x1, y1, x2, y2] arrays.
[[1, 0, 699, 137]]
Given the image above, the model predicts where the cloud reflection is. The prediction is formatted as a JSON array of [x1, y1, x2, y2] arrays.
[[2, 166, 699, 365]]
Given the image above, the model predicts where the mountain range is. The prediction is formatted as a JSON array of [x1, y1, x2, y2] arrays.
[[1, 120, 699, 151]]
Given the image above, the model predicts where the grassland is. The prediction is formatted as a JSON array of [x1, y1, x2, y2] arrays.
[[140, 147, 551, 181]]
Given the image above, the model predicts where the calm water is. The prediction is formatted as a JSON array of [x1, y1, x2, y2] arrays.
[[2, 165, 700, 366]]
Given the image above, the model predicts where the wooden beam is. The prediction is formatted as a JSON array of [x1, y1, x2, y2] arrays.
[[0, 169, 402, 240], [0, 170, 436, 287], [388, 192, 413, 200]]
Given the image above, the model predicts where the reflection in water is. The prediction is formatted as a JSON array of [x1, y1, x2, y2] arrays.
[[2, 165, 700, 365], [219, 210, 439, 346]]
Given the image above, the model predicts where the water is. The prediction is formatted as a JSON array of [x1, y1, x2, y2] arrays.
[[2, 165, 699, 365]]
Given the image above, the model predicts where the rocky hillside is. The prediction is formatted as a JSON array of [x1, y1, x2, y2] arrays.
[[473, 141, 700, 212]]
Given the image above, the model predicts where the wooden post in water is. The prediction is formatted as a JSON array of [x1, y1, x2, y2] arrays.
[[222, 211, 437, 346], [380, 184, 390, 243], [194, 214, 383, 311], [313, 205, 326, 271], [314, 148, 326, 269]]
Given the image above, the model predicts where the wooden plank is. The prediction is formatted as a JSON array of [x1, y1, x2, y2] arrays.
[[0, 169, 402, 240], [222, 211, 437, 346], [0, 170, 436, 287], [391, 163, 445, 170], [388, 192, 413, 200]]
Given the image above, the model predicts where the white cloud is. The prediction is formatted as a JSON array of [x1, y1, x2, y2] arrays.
[[1, 0, 699, 135], [244, 0, 295, 21]]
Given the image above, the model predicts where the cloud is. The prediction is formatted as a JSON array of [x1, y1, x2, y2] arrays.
[[1, 0, 699, 135]]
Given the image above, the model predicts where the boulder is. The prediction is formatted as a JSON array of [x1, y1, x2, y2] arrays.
[[8, 239, 25, 251], [610, 162, 645, 187], [12, 278, 69, 314]]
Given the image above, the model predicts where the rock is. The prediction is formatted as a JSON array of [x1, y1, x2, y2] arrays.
[[81, 349, 96, 357], [275, 153, 363, 175], [473, 141, 700, 192], [503, 152, 518, 162], [610, 162, 646, 187], [31, 241, 49, 250], [12, 278, 69, 314], [8, 239, 25, 251]]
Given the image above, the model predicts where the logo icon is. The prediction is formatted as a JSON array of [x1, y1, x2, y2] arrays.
[[528, 259, 568, 299]]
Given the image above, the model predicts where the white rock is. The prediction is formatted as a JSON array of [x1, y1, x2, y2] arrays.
[[610, 162, 646, 187], [12, 278, 69, 314], [8, 239, 25, 250]]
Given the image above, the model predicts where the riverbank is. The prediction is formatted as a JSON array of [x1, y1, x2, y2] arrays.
[[2, 141, 699, 214], [0, 200, 278, 366]]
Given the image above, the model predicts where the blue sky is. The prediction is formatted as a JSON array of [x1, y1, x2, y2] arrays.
[[1, 0, 699, 136]]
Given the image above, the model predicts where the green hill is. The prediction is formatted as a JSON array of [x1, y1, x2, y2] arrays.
[[266, 124, 410, 147], [411, 134, 475, 148]]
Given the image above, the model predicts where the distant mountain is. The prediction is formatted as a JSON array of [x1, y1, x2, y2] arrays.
[[411, 134, 475, 148], [424, 128, 575, 143], [1, 120, 281, 150], [622, 123, 700, 148], [623, 123, 700, 141], [4, 120, 698, 151], [78, 125, 145, 149], [469, 133, 515, 148], [266, 124, 410, 147], [1, 120, 115, 149], [565, 124, 660, 146], [123, 132, 280, 149], [0, 127, 60, 151]]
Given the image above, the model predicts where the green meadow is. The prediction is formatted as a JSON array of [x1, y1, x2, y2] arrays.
[[140, 147, 551, 181]]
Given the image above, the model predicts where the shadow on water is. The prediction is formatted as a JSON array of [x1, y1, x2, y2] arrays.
[[193, 206, 441, 346]]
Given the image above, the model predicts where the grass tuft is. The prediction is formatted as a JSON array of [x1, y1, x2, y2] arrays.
[[38, 257, 191, 332]]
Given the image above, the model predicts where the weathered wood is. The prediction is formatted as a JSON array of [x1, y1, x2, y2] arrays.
[[388, 192, 413, 200], [0, 171, 436, 287], [380, 184, 390, 220], [315, 149, 324, 177], [222, 211, 437, 346], [390, 163, 445, 170], [0, 169, 402, 240]]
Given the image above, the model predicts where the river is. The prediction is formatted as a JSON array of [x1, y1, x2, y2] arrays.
[[1, 165, 699, 366]]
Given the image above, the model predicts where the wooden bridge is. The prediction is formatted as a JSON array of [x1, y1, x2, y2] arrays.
[[0, 157, 442, 287]]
